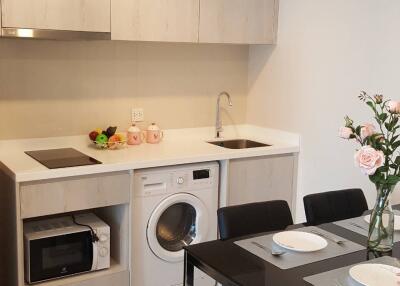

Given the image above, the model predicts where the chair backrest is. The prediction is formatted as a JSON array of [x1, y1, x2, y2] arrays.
[[217, 200, 293, 240], [303, 188, 368, 226]]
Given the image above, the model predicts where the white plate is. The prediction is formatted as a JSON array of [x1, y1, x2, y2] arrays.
[[349, 264, 400, 286], [364, 214, 400, 231], [272, 231, 328, 252]]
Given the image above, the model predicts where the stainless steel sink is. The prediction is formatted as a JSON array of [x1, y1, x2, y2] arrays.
[[207, 139, 271, 149]]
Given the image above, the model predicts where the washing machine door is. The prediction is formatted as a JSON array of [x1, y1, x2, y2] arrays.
[[147, 193, 209, 262]]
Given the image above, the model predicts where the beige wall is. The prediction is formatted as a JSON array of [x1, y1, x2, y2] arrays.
[[247, 0, 400, 221], [0, 39, 248, 139]]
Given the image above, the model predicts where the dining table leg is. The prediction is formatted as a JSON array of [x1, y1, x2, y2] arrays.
[[184, 250, 194, 286]]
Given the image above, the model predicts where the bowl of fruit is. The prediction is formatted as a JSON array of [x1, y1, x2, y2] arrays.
[[89, 126, 127, 150]]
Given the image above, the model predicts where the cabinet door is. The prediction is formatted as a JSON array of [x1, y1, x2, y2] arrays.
[[199, 0, 278, 44], [20, 172, 130, 219], [228, 154, 295, 208], [112, 0, 199, 42], [2, 0, 111, 32]]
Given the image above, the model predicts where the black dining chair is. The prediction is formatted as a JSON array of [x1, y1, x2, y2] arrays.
[[217, 200, 293, 240], [303, 188, 368, 226]]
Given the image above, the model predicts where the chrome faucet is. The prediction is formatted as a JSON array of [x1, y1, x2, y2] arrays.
[[215, 91, 233, 138]]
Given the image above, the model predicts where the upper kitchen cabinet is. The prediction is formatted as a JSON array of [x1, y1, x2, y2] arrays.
[[199, 0, 279, 44], [112, 0, 199, 42], [1, 0, 111, 33]]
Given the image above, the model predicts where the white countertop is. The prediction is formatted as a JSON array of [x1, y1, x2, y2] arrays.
[[0, 125, 300, 182]]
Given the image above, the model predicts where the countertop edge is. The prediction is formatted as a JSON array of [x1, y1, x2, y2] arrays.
[[13, 145, 299, 183]]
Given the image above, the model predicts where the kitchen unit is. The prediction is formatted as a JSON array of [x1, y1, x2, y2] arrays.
[[112, 0, 199, 42], [227, 154, 297, 208], [113, 0, 278, 44], [0, 125, 299, 286], [199, 0, 279, 44], [1, 0, 111, 39], [0, 0, 278, 44], [0, 170, 131, 286]]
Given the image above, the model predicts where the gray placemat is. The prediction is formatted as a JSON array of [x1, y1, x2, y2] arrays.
[[334, 210, 400, 243], [304, 256, 400, 286], [234, 226, 364, 270]]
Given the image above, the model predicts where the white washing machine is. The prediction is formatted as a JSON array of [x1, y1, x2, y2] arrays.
[[132, 162, 219, 286]]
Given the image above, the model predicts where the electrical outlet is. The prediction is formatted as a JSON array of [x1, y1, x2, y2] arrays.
[[132, 108, 144, 122]]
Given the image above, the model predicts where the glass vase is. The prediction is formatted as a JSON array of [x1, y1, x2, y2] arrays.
[[367, 185, 395, 252]]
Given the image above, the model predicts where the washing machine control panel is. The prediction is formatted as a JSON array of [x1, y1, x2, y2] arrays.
[[134, 162, 218, 196], [175, 170, 210, 185], [173, 168, 215, 190]]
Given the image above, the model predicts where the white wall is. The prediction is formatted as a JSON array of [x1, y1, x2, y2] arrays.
[[247, 0, 400, 221]]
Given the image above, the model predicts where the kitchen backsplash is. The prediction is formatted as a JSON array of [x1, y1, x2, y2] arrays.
[[0, 39, 248, 139]]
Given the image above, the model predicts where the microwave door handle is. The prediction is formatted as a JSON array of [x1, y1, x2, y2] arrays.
[[91, 241, 98, 271]]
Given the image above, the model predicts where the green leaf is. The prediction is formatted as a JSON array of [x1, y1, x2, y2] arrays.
[[391, 135, 399, 144], [355, 126, 361, 136], [366, 101, 375, 110], [386, 116, 399, 132], [395, 156, 400, 165], [375, 165, 389, 173], [369, 172, 385, 185], [386, 175, 400, 185], [385, 122, 392, 131], [393, 116, 399, 126], [392, 141, 400, 151], [385, 149, 393, 156], [379, 113, 388, 122]]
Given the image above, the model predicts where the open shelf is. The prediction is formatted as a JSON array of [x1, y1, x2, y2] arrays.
[[24, 259, 128, 286], [22, 204, 131, 286]]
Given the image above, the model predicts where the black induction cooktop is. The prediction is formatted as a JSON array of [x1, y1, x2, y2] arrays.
[[25, 148, 102, 169]]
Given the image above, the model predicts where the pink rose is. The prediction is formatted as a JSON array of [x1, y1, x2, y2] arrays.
[[339, 127, 353, 139], [354, 146, 384, 175], [360, 123, 376, 140], [387, 100, 400, 114]]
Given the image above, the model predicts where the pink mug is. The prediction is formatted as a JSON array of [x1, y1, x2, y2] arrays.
[[144, 123, 163, 144], [127, 124, 144, 145]]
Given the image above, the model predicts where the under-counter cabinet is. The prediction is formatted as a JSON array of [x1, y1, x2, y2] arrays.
[[1, 0, 111, 32], [199, 0, 279, 44], [227, 154, 297, 210], [0, 170, 131, 286], [112, 0, 199, 42]]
